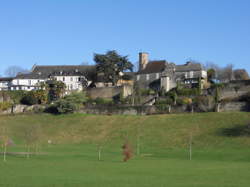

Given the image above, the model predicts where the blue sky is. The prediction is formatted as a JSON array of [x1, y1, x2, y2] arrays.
[[0, 0, 250, 75]]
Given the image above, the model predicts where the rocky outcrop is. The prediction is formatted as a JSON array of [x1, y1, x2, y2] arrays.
[[0, 104, 45, 115]]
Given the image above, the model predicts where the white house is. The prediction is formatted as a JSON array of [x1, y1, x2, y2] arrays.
[[49, 70, 91, 92], [0, 77, 13, 91], [10, 73, 46, 91], [4, 65, 97, 92]]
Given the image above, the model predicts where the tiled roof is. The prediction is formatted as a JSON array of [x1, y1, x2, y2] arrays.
[[175, 62, 203, 72], [15, 73, 45, 79], [0, 77, 13, 81], [138, 60, 166, 74], [15, 65, 97, 80]]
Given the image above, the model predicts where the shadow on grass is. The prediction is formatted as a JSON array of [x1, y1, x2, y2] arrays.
[[218, 124, 250, 137]]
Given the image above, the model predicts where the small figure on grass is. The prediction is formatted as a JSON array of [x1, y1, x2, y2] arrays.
[[122, 141, 133, 162]]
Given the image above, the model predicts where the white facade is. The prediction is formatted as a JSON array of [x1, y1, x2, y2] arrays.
[[201, 70, 208, 78], [10, 78, 46, 91], [0, 81, 10, 91], [53, 75, 91, 91]]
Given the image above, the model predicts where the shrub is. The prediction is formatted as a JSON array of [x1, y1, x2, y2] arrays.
[[155, 98, 173, 105], [176, 97, 192, 106], [155, 98, 173, 112], [21, 92, 39, 105], [140, 89, 154, 96], [155, 104, 170, 112], [176, 88, 200, 96], [46, 92, 87, 114], [33, 90, 48, 104], [63, 92, 87, 104], [91, 97, 114, 105], [53, 99, 78, 114], [0, 102, 12, 111], [193, 95, 215, 112], [0, 90, 27, 104], [239, 92, 250, 103]]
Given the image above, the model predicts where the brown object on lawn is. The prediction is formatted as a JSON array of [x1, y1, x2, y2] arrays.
[[122, 142, 133, 162]]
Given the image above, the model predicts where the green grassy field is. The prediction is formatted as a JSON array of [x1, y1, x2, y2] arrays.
[[0, 112, 250, 187]]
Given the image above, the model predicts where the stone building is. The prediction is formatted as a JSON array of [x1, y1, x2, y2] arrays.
[[136, 52, 207, 92]]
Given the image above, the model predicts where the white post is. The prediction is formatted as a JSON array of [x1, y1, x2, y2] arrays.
[[98, 146, 102, 161], [3, 144, 7, 162], [189, 133, 192, 161]]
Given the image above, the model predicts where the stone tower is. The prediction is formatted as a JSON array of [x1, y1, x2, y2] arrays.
[[139, 52, 149, 71]]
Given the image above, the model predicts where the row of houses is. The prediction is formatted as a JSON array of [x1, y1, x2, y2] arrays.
[[0, 53, 207, 94]]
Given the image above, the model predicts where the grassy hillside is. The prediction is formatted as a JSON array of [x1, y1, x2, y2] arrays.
[[0, 112, 250, 148], [0, 112, 250, 187]]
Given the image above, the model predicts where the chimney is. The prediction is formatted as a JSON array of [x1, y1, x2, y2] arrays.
[[139, 52, 149, 71]]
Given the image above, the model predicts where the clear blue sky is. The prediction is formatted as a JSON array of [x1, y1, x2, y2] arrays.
[[0, 0, 250, 75]]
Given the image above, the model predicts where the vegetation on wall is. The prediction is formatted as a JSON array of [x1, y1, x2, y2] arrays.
[[20, 90, 48, 105], [0, 102, 12, 111], [46, 92, 87, 114], [40, 80, 66, 103], [0, 90, 26, 104]]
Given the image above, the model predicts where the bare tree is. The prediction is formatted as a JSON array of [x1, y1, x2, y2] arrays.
[[4, 66, 29, 77], [204, 62, 217, 70], [0, 127, 13, 162], [222, 64, 234, 82], [204, 62, 235, 82], [81, 61, 90, 66], [22, 125, 42, 159], [234, 69, 249, 80], [133, 61, 139, 72], [122, 141, 133, 162], [93, 125, 112, 161]]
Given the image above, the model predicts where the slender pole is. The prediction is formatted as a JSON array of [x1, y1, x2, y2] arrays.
[[26, 145, 30, 159], [189, 133, 192, 161], [136, 124, 140, 156], [98, 146, 102, 161], [3, 144, 7, 162]]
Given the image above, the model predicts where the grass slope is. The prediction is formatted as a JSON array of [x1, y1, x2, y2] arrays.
[[0, 112, 250, 186]]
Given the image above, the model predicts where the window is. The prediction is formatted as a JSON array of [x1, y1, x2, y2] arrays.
[[185, 72, 188, 78], [190, 71, 194, 78], [63, 77, 65, 81], [146, 74, 149, 81], [156, 73, 159, 79], [28, 80, 31, 85], [70, 77, 73, 81], [136, 75, 140, 81]]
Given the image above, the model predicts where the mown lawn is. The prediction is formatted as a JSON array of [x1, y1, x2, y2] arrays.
[[0, 112, 250, 186]]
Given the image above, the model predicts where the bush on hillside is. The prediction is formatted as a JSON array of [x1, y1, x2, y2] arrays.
[[21, 92, 39, 105], [176, 88, 200, 96], [46, 92, 86, 114], [239, 92, 250, 103], [155, 98, 173, 112], [176, 97, 192, 106], [193, 95, 215, 112], [0, 90, 27, 104], [0, 102, 12, 111], [88, 97, 114, 105]]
